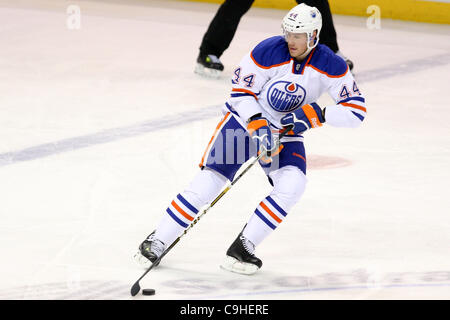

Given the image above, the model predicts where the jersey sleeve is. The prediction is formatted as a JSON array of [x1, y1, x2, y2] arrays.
[[320, 56, 367, 128], [228, 52, 269, 122]]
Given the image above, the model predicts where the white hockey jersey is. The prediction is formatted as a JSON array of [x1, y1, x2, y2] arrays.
[[224, 36, 366, 136]]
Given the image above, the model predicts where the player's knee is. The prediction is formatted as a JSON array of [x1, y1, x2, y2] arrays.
[[184, 168, 228, 207], [269, 166, 307, 211]]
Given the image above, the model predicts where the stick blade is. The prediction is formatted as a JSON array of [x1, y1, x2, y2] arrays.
[[130, 281, 141, 296]]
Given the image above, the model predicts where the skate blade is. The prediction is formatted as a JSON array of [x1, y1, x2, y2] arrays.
[[133, 251, 152, 268], [220, 256, 260, 275], [194, 63, 222, 79]]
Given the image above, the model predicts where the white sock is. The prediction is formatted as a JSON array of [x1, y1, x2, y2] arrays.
[[242, 194, 289, 246], [243, 166, 307, 247], [242, 212, 273, 247]]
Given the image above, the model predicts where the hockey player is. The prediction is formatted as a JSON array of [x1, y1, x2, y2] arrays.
[[136, 3, 366, 275]]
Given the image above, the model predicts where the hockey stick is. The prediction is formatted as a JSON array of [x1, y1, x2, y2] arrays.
[[130, 125, 293, 296]]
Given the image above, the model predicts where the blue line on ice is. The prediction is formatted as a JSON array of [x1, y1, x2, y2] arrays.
[[1, 53, 449, 167]]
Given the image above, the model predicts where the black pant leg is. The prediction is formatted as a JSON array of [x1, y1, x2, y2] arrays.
[[295, 0, 339, 52], [199, 0, 255, 57]]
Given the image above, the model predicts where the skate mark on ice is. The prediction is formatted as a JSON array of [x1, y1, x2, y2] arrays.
[[199, 282, 450, 299], [0, 280, 131, 300], [159, 269, 450, 299]]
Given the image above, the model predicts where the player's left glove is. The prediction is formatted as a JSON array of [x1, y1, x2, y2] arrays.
[[280, 103, 325, 134]]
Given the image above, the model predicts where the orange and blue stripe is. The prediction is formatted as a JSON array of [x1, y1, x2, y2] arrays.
[[338, 96, 367, 121], [230, 88, 259, 100], [254, 196, 287, 230], [166, 193, 199, 228]]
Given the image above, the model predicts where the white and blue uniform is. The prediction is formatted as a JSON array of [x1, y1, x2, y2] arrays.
[[154, 36, 367, 250], [200, 36, 366, 181]]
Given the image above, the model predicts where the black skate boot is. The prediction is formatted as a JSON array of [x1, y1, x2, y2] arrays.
[[133, 231, 165, 268], [221, 233, 262, 275], [194, 53, 224, 78]]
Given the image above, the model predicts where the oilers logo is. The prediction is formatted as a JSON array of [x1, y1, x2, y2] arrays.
[[267, 81, 306, 112]]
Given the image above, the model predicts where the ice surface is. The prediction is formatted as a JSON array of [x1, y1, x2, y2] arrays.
[[0, 0, 449, 299]]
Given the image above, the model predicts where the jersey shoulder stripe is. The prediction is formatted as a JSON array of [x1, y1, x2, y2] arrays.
[[307, 44, 348, 77], [250, 36, 292, 69]]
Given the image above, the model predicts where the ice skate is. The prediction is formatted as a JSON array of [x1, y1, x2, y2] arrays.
[[133, 231, 166, 268], [194, 53, 224, 79], [221, 233, 262, 275]]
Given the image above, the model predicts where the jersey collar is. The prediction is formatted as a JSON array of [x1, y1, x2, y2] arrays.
[[292, 47, 316, 75]]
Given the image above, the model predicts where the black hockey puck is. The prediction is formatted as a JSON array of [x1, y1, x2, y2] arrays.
[[142, 288, 156, 296]]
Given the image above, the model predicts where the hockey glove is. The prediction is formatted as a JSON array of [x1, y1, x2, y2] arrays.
[[247, 114, 283, 163], [280, 103, 325, 135]]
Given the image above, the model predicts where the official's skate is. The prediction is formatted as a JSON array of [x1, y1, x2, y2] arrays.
[[194, 53, 224, 79]]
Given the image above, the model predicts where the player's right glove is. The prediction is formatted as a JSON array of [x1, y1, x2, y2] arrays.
[[247, 114, 283, 163], [280, 103, 325, 134]]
